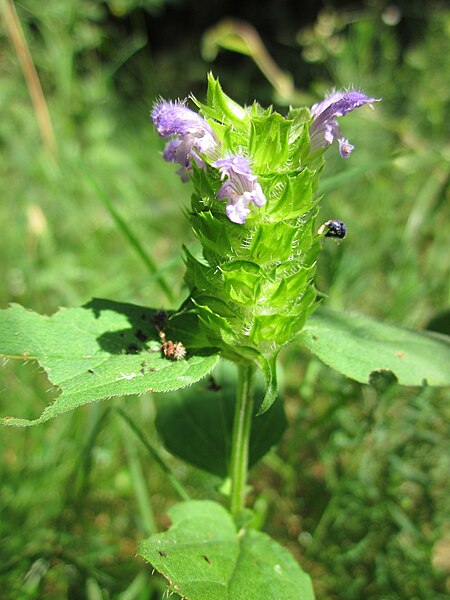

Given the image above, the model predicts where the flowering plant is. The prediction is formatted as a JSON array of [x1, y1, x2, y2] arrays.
[[152, 76, 377, 413], [1, 75, 449, 600]]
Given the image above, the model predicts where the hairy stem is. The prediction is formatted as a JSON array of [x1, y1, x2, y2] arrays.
[[229, 363, 256, 519]]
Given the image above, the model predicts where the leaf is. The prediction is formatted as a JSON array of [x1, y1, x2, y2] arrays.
[[139, 500, 315, 600], [264, 170, 314, 220], [297, 306, 450, 386], [0, 300, 220, 426], [256, 352, 279, 415], [195, 73, 248, 132], [154, 360, 287, 477], [202, 21, 258, 61], [249, 112, 291, 172]]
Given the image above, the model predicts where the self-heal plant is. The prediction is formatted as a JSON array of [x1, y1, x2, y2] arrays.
[[151, 78, 377, 414], [2, 74, 449, 600]]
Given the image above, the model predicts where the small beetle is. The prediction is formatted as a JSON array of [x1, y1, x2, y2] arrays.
[[319, 220, 347, 239]]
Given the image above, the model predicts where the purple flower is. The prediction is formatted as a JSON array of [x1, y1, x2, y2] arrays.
[[212, 155, 266, 224], [151, 100, 219, 179], [309, 90, 378, 158]]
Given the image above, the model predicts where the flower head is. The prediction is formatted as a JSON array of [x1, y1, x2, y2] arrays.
[[212, 155, 267, 224], [151, 100, 219, 179], [309, 90, 378, 158]]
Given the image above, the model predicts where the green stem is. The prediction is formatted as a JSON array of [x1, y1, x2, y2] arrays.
[[229, 363, 256, 519]]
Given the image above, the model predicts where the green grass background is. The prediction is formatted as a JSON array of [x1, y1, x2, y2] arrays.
[[1, 1, 449, 598]]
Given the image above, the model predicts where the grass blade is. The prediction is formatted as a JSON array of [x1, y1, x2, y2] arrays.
[[84, 170, 175, 304], [116, 407, 190, 502]]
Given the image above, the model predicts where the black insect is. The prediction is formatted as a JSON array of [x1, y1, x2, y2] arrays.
[[319, 220, 347, 239], [207, 376, 222, 392]]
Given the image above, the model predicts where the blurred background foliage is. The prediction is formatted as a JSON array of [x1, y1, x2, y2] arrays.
[[1, 0, 449, 598]]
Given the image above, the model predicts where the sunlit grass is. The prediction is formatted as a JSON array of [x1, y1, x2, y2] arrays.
[[1, 2, 449, 598]]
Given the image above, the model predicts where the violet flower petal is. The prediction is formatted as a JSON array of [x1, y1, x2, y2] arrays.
[[309, 90, 378, 157], [151, 100, 219, 176], [226, 197, 251, 224], [212, 155, 266, 224]]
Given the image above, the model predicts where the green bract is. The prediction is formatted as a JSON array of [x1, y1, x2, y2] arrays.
[[182, 75, 322, 378]]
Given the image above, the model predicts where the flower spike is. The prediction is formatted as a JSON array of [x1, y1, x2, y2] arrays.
[[149, 76, 381, 366], [309, 90, 379, 158], [212, 155, 267, 224]]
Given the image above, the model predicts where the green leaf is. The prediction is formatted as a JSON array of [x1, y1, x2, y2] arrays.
[[0, 300, 220, 426], [139, 500, 315, 600], [154, 360, 287, 477], [195, 73, 248, 133], [190, 210, 247, 260], [247, 221, 299, 263], [287, 107, 312, 165], [249, 112, 291, 172], [202, 21, 259, 61], [297, 306, 450, 386], [222, 260, 263, 305], [264, 170, 314, 221], [256, 352, 279, 415]]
